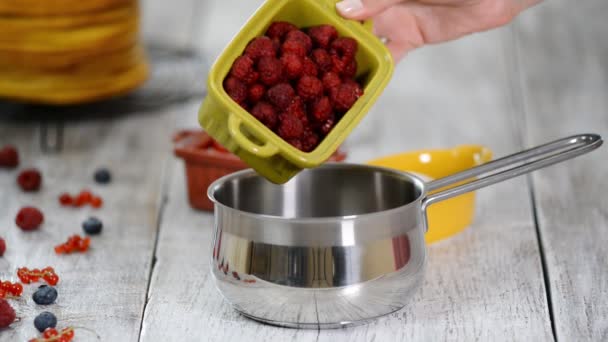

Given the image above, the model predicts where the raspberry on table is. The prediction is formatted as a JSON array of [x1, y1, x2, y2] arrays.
[[301, 57, 318, 77], [16, 206, 44, 231], [322, 72, 342, 91], [311, 49, 332, 73], [266, 21, 297, 41], [308, 25, 338, 49], [248, 83, 266, 103], [17, 168, 42, 191], [0, 238, 5, 256], [280, 53, 303, 79], [223, 77, 248, 104], [297, 75, 323, 101], [331, 81, 363, 112], [251, 102, 278, 130], [0, 299, 15, 328], [310, 96, 333, 124], [0, 145, 18, 168], [257, 56, 284, 86], [278, 114, 304, 140], [244, 37, 276, 61], [267, 83, 295, 110]]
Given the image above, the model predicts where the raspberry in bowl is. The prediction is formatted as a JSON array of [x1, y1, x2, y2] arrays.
[[198, 0, 393, 184]]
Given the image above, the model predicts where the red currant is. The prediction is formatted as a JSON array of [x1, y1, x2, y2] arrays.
[[90, 196, 103, 208], [77, 190, 92, 203], [10, 283, 22, 296], [45, 274, 59, 286], [58, 193, 73, 206], [43, 327, 58, 338], [0, 289, 5, 299], [1, 281, 10, 290]]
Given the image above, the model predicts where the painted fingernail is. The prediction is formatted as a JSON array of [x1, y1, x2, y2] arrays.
[[336, 0, 364, 15]]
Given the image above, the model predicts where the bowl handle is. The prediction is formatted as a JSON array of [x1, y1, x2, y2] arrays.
[[419, 133, 603, 232], [228, 114, 279, 158]]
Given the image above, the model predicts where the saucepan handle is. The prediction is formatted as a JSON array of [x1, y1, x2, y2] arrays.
[[420, 133, 603, 231]]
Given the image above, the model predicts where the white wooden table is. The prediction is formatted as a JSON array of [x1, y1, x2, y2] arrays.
[[1, 1, 607, 341]]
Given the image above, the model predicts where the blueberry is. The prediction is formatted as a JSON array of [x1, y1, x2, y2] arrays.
[[94, 168, 111, 184], [34, 311, 57, 332], [82, 217, 103, 235], [32, 285, 57, 305]]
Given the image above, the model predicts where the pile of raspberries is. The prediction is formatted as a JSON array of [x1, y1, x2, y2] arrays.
[[223, 21, 364, 152]]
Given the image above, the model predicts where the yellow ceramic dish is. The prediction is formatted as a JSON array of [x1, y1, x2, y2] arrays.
[[198, 0, 393, 184], [367, 145, 493, 243]]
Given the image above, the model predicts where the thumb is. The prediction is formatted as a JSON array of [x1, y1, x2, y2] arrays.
[[336, 0, 405, 20]]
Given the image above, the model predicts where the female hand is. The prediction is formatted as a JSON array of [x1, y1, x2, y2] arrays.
[[336, 0, 542, 62]]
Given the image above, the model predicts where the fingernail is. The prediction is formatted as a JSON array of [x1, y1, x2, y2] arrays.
[[336, 0, 364, 15]]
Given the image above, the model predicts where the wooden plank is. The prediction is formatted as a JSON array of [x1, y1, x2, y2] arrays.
[[142, 20, 553, 341], [514, 1, 608, 340], [0, 105, 174, 341]]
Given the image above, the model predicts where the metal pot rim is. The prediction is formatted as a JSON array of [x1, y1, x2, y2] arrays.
[[207, 163, 428, 223]]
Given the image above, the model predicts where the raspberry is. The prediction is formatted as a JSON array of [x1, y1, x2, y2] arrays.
[[15, 206, 44, 231], [281, 39, 308, 57], [285, 96, 308, 125], [319, 114, 337, 136], [278, 114, 304, 140], [310, 96, 333, 124], [331, 81, 363, 112], [330, 37, 358, 60], [301, 129, 320, 152], [223, 77, 247, 104], [248, 83, 266, 103], [285, 30, 312, 52], [0, 145, 18, 168], [308, 25, 338, 49], [251, 102, 278, 129], [286, 139, 304, 151], [311, 49, 332, 73], [257, 56, 284, 86], [0, 299, 15, 328], [267, 83, 295, 110], [230, 56, 255, 82], [280, 53, 303, 79], [0, 238, 5, 257], [330, 37, 358, 75], [244, 37, 276, 61], [301, 57, 318, 77], [297, 75, 323, 101], [342, 58, 357, 79], [17, 168, 42, 191], [322, 72, 341, 91], [266, 21, 297, 41]]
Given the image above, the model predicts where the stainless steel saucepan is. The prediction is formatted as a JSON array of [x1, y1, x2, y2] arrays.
[[207, 134, 602, 329]]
